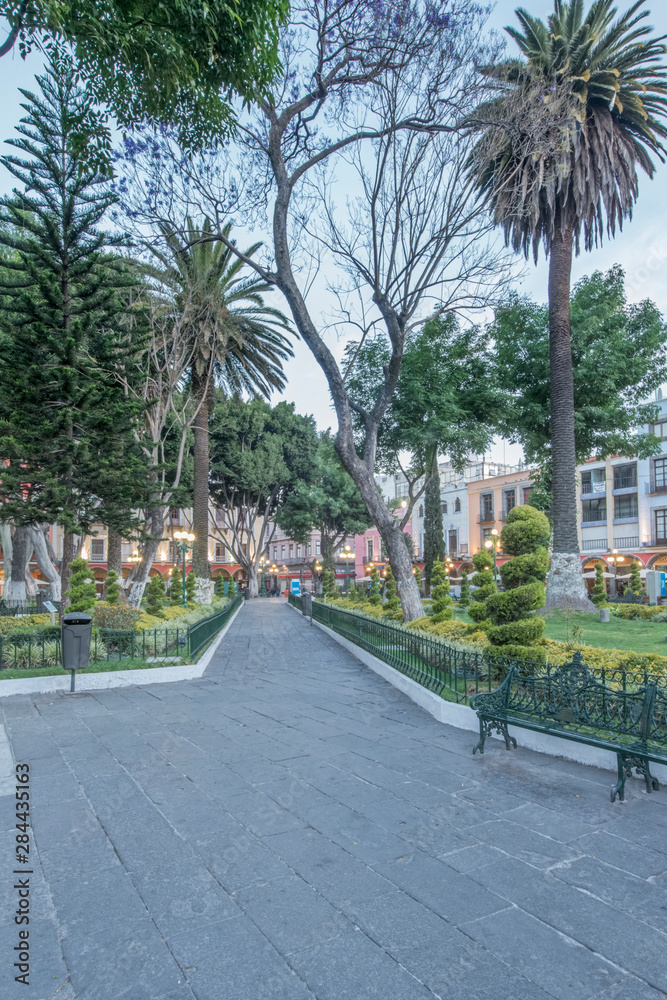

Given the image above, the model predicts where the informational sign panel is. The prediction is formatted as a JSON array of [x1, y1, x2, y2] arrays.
[[291, 579, 300, 596], [645, 571, 666, 605]]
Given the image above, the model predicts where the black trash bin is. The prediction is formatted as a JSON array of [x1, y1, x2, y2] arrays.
[[61, 612, 93, 692]]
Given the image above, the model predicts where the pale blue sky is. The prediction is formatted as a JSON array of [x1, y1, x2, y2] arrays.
[[1, 2, 667, 464]]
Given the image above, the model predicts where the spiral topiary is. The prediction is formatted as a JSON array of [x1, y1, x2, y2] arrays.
[[430, 558, 453, 623], [590, 562, 607, 607], [459, 570, 470, 607], [468, 550, 496, 623], [368, 566, 382, 606]]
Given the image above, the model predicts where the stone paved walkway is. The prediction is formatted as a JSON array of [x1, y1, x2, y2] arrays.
[[2, 600, 667, 1000]]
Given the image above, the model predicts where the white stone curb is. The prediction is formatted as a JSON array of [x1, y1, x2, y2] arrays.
[[295, 604, 667, 784], [0, 602, 244, 699]]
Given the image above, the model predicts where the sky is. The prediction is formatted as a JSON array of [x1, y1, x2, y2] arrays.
[[1, 1, 667, 467]]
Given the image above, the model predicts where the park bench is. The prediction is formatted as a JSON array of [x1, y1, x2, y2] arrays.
[[470, 651, 667, 802]]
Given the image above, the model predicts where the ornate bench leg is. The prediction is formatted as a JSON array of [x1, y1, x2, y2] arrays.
[[473, 718, 487, 755], [473, 718, 517, 755], [611, 753, 627, 803], [500, 722, 518, 751]]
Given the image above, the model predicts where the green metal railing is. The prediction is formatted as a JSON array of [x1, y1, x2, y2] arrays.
[[303, 600, 663, 706], [0, 595, 243, 671]]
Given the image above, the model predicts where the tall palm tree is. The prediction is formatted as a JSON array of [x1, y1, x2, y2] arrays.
[[469, 0, 667, 608], [146, 218, 294, 589]]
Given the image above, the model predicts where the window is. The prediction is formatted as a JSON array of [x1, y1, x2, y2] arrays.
[[651, 421, 667, 438], [273, 546, 278, 560], [614, 494, 638, 520], [366, 538, 373, 561], [395, 482, 409, 499], [448, 529, 458, 555], [90, 538, 105, 561], [480, 493, 494, 521], [582, 498, 607, 523], [613, 463, 637, 490], [215, 542, 226, 561], [454, 497, 461, 512], [418, 504, 424, 518], [281, 545, 286, 559], [441, 501, 447, 514], [656, 509, 667, 543], [316, 541, 321, 555], [581, 468, 606, 494], [307, 542, 312, 556], [289, 544, 293, 558], [503, 489, 516, 515], [481, 527, 494, 544], [654, 457, 667, 491], [215, 508, 226, 525], [522, 486, 533, 505], [296, 544, 301, 558]]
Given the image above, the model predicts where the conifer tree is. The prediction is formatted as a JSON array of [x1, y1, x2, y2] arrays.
[[145, 574, 166, 617], [383, 567, 400, 614], [65, 557, 98, 612], [591, 562, 607, 607], [368, 566, 382, 606], [105, 569, 121, 605], [430, 558, 453, 623], [629, 560, 643, 598], [0, 58, 150, 599], [322, 568, 338, 600], [423, 455, 445, 593], [185, 571, 197, 606], [215, 574, 226, 597]]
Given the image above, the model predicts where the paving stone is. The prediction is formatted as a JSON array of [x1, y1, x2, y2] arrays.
[[130, 859, 241, 935], [472, 818, 583, 868]]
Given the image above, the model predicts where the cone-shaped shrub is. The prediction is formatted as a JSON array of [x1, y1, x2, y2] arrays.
[[105, 569, 120, 605], [322, 568, 338, 600], [430, 558, 453, 623], [146, 573, 166, 618], [629, 560, 643, 598], [65, 557, 98, 612], [459, 571, 470, 607], [185, 571, 196, 605], [468, 550, 496, 623], [383, 567, 400, 613], [368, 566, 382, 606], [591, 562, 607, 606]]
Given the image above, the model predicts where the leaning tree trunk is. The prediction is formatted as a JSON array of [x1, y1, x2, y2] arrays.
[[191, 373, 213, 605], [60, 531, 77, 612], [105, 528, 123, 600], [28, 525, 61, 601], [545, 225, 594, 612], [0, 523, 12, 601], [4, 526, 30, 604], [128, 506, 165, 607]]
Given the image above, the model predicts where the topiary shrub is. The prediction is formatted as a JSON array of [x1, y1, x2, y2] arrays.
[[483, 505, 549, 653], [322, 568, 338, 600], [430, 558, 453, 623], [368, 566, 382, 606], [459, 571, 470, 607], [629, 560, 643, 598], [383, 567, 400, 614], [471, 550, 496, 603], [65, 557, 98, 612], [185, 571, 196, 607], [215, 574, 226, 597], [145, 574, 167, 618], [468, 600, 489, 623], [105, 569, 121, 605], [591, 562, 607, 606]]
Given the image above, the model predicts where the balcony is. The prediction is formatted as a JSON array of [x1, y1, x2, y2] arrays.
[[581, 508, 607, 524], [613, 475, 637, 491], [650, 531, 667, 547], [649, 477, 667, 495], [581, 538, 607, 552], [477, 510, 495, 524], [613, 536, 639, 550]]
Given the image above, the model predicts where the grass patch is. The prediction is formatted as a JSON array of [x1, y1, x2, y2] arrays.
[[541, 610, 667, 656], [0, 658, 184, 680]]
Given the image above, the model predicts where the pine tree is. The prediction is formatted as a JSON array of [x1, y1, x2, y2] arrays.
[[65, 557, 98, 612], [430, 558, 453, 623], [383, 567, 400, 613], [146, 574, 166, 617], [0, 58, 151, 597], [105, 569, 121, 605], [215, 574, 226, 597], [591, 562, 607, 606], [322, 568, 338, 600], [368, 566, 382, 606], [423, 455, 445, 593], [629, 560, 643, 598], [460, 571, 470, 607]]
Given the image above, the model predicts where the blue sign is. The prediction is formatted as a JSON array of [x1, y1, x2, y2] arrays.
[[661, 573, 666, 598], [291, 579, 300, 596]]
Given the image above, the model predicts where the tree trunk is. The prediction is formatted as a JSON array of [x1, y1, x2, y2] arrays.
[[545, 225, 594, 612], [60, 531, 77, 611], [28, 525, 61, 600], [248, 563, 259, 598], [192, 372, 211, 587], [423, 451, 444, 594], [0, 523, 12, 601], [4, 526, 29, 604], [105, 528, 123, 599], [128, 506, 164, 607]]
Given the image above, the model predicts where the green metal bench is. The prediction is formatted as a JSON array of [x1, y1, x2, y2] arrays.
[[470, 652, 667, 802]]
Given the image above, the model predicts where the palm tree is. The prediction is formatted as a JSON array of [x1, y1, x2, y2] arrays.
[[146, 218, 293, 591], [469, 0, 667, 609]]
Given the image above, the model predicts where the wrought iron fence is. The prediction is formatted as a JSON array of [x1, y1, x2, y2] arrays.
[[0, 600, 44, 618], [0, 596, 242, 671], [305, 601, 663, 706]]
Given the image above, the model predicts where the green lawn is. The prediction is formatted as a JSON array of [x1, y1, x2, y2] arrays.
[[453, 606, 667, 657]]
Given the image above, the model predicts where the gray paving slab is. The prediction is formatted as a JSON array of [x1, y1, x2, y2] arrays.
[[2, 598, 667, 1000]]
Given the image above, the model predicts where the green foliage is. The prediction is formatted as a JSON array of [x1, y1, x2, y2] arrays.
[[500, 506, 551, 556], [486, 618, 545, 647], [423, 456, 445, 590], [471, 550, 496, 602], [383, 567, 400, 613], [104, 569, 120, 605], [459, 571, 470, 607], [215, 574, 226, 597], [145, 574, 166, 619], [185, 571, 196, 606], [322, 569, 338, 601], [413, 566, 423, 595], [65, 557, 97, 612], [3, 0, 290, 164], [498, 549, 549, 589], [93, 603, 140, 630], [468, 601, 489, 623], [489, 270, 667, 469], [430, 559, 453, 623], [591, 562, 607, 607], [629, 560, 643, 598], [0, 62, 151, 536], [170, 573, 183, 605], [486, 584, 545, 624], [368, 566, 382, 606]]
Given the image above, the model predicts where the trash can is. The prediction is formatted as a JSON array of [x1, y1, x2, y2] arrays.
[[61, 612, 93, 692]]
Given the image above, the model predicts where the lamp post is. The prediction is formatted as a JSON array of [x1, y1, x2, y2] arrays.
[[340, 544, 355, 596], [173, 531, 195, 607], [269, 563, 278, 595], [484, 528, 501, 584], [259, 555, 266, 597]]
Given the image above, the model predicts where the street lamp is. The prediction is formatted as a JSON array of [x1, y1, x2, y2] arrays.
[[173, 531, 196, 607], [259, 555, 267, 597], [484, 528, 501, 584], [269, 563, 278, 595], [340, 544, 355, 596]]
